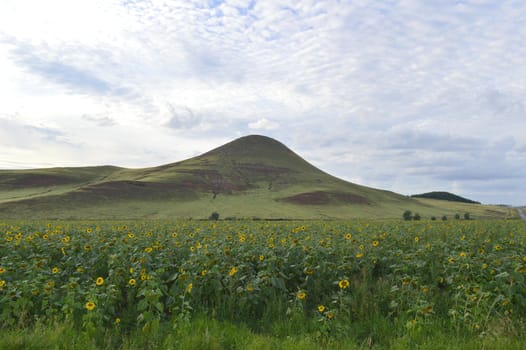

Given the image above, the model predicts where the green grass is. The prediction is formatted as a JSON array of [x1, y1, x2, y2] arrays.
[[1, 315, 523, 350]]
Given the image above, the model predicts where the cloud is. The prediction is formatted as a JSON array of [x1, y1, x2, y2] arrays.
[[82, 114, 116, 127], [164, 104, 201, 130], [248, 118, 279, 130], [0, 116, 69, 147], [4, 40, 134, 98]]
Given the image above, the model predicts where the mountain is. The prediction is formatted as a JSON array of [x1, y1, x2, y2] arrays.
[[411, 191, 480, 204], [0, 135, 512, 219]]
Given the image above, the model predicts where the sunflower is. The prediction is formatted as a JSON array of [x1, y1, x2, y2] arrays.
[[344, 233, 352, 240], [317, 305, 325, 313], [372, 240, 379, 247], [52, 267, 59, 274], [296, 291, 307, 300], [0, 267, 5, 274], [85, 301, 96, 311], [338, 279, 350, 289], [96, 277, 104, 286], [229, 267, 238, 277], [129, 278, 136, 286]]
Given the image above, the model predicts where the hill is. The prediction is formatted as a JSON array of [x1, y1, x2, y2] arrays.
[[411, 191, 481, 204], [0, 135, 513, 219]]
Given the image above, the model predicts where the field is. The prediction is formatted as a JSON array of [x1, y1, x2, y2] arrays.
[[1, 219, 525, 349]]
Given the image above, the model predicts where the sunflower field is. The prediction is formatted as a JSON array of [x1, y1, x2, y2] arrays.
[[0, 219, 525, 348]]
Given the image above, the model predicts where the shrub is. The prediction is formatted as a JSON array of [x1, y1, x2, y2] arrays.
[[403, 210, 413, 221], [209, 212, 220, 220]]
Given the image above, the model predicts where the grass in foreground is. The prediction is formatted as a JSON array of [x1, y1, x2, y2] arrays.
[[1, 315, 524, 350]]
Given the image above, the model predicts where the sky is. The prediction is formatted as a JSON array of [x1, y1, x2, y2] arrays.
[[0, 0, 525, 206]]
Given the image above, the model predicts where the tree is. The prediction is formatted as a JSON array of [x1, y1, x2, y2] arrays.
[[454, 213, 460, 220], [442, 215, 447, 221], [209, 212, 220, 221], [403, 210, 413, 221], [413, 213, 421, 220], [464, 212, 471, 220]]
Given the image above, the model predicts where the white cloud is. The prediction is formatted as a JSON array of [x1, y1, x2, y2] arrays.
[[248, 118, 280, 130]]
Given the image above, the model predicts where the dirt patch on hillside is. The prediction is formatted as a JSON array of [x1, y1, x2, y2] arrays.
[[77, 181, 198, 200], [280, 191, 370, 205], [332, 192, 370, 204]]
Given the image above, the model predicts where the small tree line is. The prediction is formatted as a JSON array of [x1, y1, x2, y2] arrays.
[[403, 210, 471, 221]]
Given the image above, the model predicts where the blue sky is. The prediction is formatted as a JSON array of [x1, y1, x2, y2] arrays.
[[0, 0, 525, 205]]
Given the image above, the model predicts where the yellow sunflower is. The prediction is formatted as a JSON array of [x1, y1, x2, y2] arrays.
[[338, 279, 350, 289], [85, 301, 96, 311]]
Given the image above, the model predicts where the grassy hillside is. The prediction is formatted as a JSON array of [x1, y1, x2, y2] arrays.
[[0, 135, 514, 220]]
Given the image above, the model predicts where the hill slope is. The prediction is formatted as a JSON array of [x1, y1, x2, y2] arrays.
[[0, 135, 512, 219]]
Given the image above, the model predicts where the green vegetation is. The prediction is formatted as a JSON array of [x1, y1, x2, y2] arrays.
[[401, 211, 421, 221], [1, 219, 525, 349], [0, 136, 514, 220], [411, 191, 481, 204]]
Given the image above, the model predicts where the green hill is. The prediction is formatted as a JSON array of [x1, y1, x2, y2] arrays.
[[0, 135, 513, 219]]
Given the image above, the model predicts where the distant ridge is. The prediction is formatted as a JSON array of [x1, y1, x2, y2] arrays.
[[411, 191, 480, 204]]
